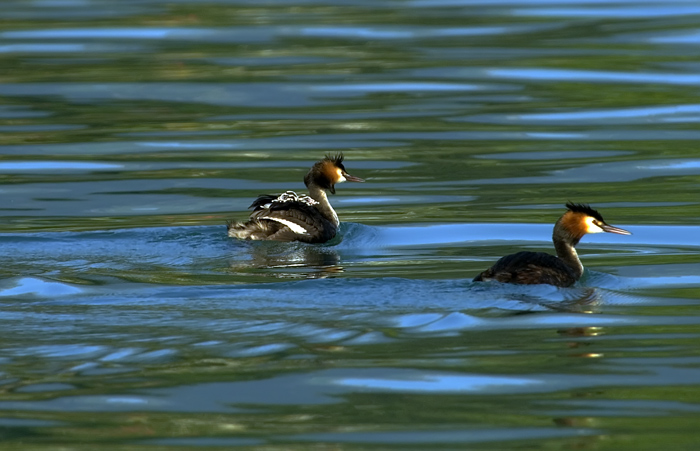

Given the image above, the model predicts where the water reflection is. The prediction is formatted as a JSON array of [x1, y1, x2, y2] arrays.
[[231, 242, 343, 279], [558, 326, 605, 359], [538, 287, 602, 313]]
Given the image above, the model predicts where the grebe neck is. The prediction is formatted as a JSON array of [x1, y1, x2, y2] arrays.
[[308, 184, 339, 226], [552, 227, 583, 279]]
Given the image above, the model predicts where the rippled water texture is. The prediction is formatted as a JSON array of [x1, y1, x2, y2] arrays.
[[1, 0, 700, 449]]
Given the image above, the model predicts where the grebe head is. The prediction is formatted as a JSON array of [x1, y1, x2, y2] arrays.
[[304, 153, 364, 194], [558, 202, 631, 243]]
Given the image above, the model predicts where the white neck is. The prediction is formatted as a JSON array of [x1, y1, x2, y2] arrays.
[[308, 184, 339, 226]]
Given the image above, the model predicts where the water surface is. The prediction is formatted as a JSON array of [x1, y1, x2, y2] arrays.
[[1, 0, 700, 449]]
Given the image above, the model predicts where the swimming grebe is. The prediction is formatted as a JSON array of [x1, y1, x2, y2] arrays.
[[227, 154, 364, 243], [473, 203, 631, 287]]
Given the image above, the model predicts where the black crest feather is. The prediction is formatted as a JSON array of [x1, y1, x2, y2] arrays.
[[325, 152, 345, 169], [565, 202, 604, 221]]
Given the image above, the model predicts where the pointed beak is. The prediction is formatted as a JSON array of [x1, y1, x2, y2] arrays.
[[601, 223, 632, 235], [342, 171, 364, 183]]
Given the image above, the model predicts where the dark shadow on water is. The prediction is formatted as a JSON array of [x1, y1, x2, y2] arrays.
[[537, 287, 602, 313], [228, 240, 343, 280], [466, 281, 604, 314]]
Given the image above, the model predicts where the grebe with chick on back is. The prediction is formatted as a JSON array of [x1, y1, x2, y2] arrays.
[[473, 203, 631, 287], [227, 153, 364, 243]]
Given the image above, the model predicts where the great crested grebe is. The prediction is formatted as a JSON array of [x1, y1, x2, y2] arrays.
[[473, 203, 631, 287], [227, 154, 364, 243]]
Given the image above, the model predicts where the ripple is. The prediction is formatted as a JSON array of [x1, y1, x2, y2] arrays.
[[466, 104, 700, 125], [649, 30, 700, 44], [0, 418, 64, 427], [0, 277, 83, 297], [144, 437, 263, 447], [0, 3, 158, 21], [0, 83, 331, 108], [0, 161, 121, 172], [338, 372, 543, 392], [275, 427, 597, 445], [227, 343, 296, 358], [541, 399, 700, 417], [474, 150, 631, 160], [489, 67, 700, 85], [463, 159, 700, 184], [0, 43, 146, 53], [293, 24, 560, 39], [312, 82, 488, 92], [0, 124, 85, 132], [1, 27, 270, 44], [513, 5, 700, 18], [0, 105, 51, 119], [15, 344, 106, 359]]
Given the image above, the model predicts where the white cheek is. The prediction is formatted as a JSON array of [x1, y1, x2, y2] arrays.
[[336, 169, 346, 183], [585, 217, 604, 234]]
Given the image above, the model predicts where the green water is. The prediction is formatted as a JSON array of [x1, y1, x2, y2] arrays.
[[1, 0, 700, 449]]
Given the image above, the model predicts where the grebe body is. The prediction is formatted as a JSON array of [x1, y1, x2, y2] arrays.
[[227, 154, 364, 243], [474, 203, 631, 287]]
